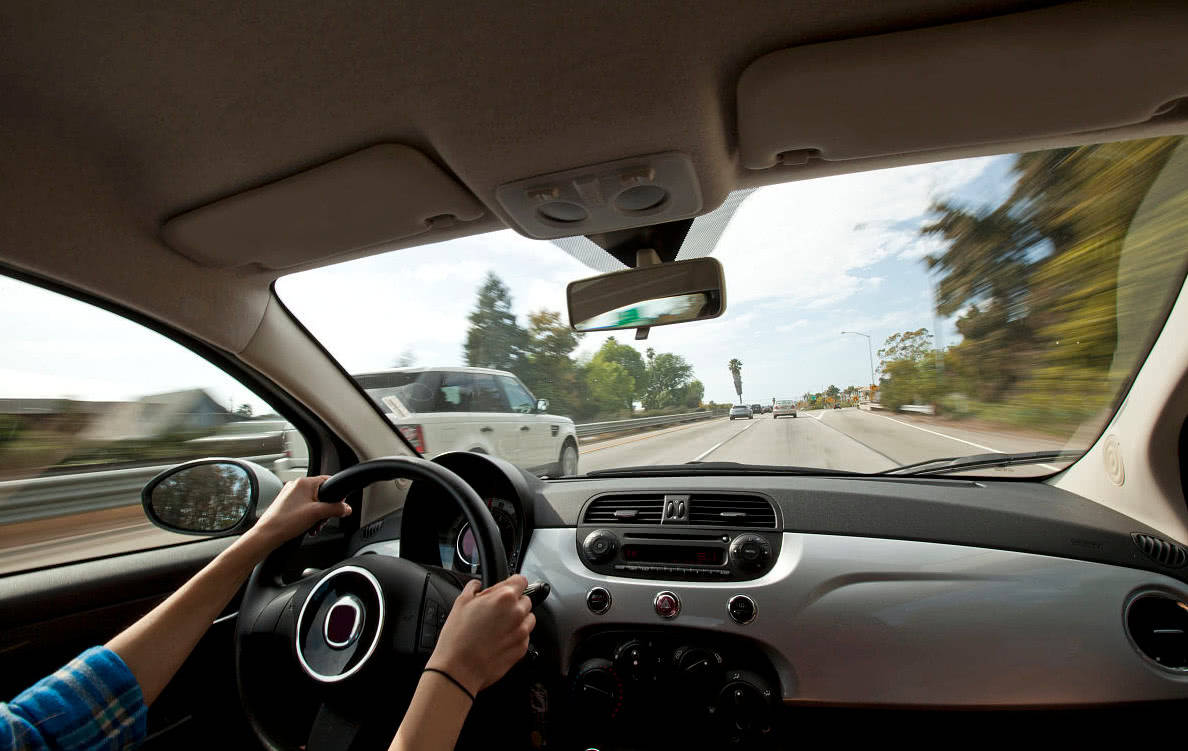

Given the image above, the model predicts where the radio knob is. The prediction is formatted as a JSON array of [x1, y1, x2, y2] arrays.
[[583, 529, 619, 563], [729, 534, 771, 572]]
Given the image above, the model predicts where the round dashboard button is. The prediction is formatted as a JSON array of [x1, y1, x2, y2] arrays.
[[586, 586, 612, 615], [727, 594, 757, 625], [654, 590, 680, 619]]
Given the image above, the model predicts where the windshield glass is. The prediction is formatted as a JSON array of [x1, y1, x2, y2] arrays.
[[277, 135, 1188, 478]]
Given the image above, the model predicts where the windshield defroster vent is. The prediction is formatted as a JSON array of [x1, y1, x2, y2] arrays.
[[1133, 534, 1188, 568], [687, 495, 776, 529], [584, 495, 665, 524]]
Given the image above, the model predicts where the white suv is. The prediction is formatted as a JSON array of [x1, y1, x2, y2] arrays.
[[351, 366, 579, 477]]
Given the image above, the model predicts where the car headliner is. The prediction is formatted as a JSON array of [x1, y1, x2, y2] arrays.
[[1, 1, 1184, 354]]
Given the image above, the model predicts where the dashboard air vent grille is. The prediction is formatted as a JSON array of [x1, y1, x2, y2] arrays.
[[584, 495, 665, 524], [1133, 533, 1188, 568], [1126, 594, 1188, 670], [688, 495, 776, 528]]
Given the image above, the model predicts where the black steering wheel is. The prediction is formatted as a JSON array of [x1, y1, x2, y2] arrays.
[[235, 456, 509, 751]]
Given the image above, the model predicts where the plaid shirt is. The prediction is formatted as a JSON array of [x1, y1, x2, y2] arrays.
[[1, 647, 146, 751]]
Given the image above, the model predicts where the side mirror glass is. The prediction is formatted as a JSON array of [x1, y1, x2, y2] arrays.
[[141, 458, 282, 535], [535, 398, 550, 413], [567, 257, 726, 332]]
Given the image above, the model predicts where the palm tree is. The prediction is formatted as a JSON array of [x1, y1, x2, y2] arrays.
[[728, 359, 743, 404]]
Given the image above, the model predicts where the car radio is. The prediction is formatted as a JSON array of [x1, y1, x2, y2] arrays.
[[576, 528, 780, 581]]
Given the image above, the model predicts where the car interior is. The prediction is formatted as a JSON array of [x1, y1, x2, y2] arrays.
[[4, 1, 1188, 749]]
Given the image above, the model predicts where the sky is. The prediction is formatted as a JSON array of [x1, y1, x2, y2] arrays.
[[1, 152, 1016, 411]]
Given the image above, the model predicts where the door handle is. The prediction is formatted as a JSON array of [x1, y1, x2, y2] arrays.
[[520, 426, 530, 431], [480, 426, 493, 433]]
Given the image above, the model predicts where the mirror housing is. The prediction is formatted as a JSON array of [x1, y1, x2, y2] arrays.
[[141, 457, 285, 536], [535, 398, 550, 413], [567, 257, 726, 332]]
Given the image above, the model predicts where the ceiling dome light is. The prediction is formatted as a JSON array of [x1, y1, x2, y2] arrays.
[[615, 184, 668, 213], [537, 201, 588, 223]]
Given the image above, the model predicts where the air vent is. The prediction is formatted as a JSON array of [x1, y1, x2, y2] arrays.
[[584, 495, 665, 524], [1133, 534, 1188, 568], [1126, 593, 1188, 670], [687, 496, 776, 529], [360, 520, 384, 540]]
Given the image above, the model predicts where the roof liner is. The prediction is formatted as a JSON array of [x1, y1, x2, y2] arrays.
[[4, 0, 1184, 355]]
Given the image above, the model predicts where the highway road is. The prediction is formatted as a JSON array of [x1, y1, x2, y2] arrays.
[[1, 408, 1073, 575], [579, 407, 1068, 474]]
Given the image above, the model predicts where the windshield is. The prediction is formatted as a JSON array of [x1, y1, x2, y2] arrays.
[[277, 135, 1188, 478]]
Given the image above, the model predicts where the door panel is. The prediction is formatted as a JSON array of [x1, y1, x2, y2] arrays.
[[0, 537, 257, 749]]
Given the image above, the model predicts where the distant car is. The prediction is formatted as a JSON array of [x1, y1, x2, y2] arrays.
[[834, 403, 842, 409], [729, 404, 753, 420], [773, 399, 797, 418], [762, 405, 772, 413], [750, 403, 763, 415]]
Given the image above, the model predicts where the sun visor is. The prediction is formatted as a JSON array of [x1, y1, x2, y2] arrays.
[[737, 1, 1188, 170], [162, 144, 486, 269]]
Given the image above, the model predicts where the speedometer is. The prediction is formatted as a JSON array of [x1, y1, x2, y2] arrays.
[[454, 498, 520, 571]]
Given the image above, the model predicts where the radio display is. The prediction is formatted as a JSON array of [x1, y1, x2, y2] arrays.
[[621, 544, 723, 566]]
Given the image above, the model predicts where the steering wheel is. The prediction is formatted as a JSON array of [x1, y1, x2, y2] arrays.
[[235, 456, 509, 751]]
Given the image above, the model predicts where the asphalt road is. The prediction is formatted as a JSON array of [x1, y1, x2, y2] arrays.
[[579, 407, 1067, 473], [1, 407, 1070, 575]]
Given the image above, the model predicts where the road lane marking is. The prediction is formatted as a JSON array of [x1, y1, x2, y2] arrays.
[[582, 417, 727, 453], [859, 411, 1059, 471], [691, 419, 759, 462], [806, 414, 900, 466]]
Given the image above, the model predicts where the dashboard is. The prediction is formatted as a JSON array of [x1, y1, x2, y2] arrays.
[[366, 452, 1188, 748]]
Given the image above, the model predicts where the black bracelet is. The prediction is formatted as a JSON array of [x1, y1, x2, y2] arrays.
[[423, 667, 476, 703]]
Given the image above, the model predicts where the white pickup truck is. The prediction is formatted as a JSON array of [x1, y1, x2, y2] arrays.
[[275, 366, 580, 479]]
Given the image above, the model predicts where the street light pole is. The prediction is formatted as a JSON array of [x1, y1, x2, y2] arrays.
[[841, 330, 875, 397]]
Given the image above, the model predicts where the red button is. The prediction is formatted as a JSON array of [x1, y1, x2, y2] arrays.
[[654, 591, 680, 618]]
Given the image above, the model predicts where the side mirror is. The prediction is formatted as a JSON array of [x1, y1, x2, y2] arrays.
[[141, 458, 284, 536], [535, 398, 550, 413], [567, 257, 726, 332]]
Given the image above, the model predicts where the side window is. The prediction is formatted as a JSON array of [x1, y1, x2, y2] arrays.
[[498, 376, 536, 414], [471, 374, 509, 412], [0, 275, 309, 575], [436, 371, 473, 412]]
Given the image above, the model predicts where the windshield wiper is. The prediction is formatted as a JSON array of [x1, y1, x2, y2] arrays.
[[878, 450, 1083, 477], [585, 462, 864, 478]]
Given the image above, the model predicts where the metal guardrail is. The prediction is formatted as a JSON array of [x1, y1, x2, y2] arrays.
[[576, 409, 728, 439], [900, 404, 937, 415], [0, 453, 284, 525], [3, 412, 730, 526]]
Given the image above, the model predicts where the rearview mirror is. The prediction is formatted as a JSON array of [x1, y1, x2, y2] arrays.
[[141, 458, 284, 536], [567, 257, 726, 332]]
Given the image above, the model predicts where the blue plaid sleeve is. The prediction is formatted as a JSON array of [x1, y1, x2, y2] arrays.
[[0, 646, 147, 751]]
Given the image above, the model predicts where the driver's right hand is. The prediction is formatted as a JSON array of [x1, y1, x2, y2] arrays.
[[426, 574, 535, 695]]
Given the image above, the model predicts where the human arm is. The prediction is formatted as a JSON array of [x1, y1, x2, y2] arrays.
[[106, 475, 350, 705], [389, 574, 535, 751]]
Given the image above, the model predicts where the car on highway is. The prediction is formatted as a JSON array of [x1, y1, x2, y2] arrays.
[[750, 403, 764, 415], [773, 399, 798, 418], [4, 4, 1188, 750], [357, 367, 578, 477], [275, 367, 580, 478]]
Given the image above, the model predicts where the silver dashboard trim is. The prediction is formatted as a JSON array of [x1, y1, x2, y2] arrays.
[[518, 528, 1188, 706]]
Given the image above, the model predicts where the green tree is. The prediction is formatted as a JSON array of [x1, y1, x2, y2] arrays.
[[519, 310, 583, 418], [233, 404, 253, 418], [877, 329, 941, 410], [584, 358, 634, 415], [728, 358, 743, 404], [643, 352, 695, 409], [463, 272, 527, 371], [592, 337, 646, 410], [673, 379, 704, 408]]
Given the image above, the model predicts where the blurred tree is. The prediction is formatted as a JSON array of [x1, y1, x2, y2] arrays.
[[393, 349, 417, 367], [584, 358, 634, 415], [519, 310, 583, 418], [463, 272, 528, 371], [234, 404, 253, 418]]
